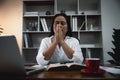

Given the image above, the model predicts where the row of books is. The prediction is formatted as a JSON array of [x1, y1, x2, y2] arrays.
[[23, 34, 46, 48], [23, 34, 33, 48], [72, 17, 78, 31], [40, 18, 49, 32], [25, 17, 49, 32]]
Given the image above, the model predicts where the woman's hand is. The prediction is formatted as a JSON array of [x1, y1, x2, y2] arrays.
[[53, 24, 59, 45], [53, 24, 65, 45], [58, 26, 64, 44]]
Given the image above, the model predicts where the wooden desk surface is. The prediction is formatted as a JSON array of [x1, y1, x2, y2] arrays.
[[26, 71, 120, 80]]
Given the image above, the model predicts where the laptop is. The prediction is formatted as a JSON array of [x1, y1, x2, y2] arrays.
[[0, 35, 45, 76]]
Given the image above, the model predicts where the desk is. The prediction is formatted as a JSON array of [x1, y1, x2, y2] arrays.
[[26, 71, 120, 80]]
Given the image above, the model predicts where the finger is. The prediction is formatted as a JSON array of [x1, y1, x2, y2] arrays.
[[54, 24, 58, 34], [58, 25, 62, 31], [56, 24, 59, 31]]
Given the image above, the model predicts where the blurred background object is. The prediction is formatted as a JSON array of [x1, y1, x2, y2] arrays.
[[0, 25, 4, 35], [0, 0, 22, 52]]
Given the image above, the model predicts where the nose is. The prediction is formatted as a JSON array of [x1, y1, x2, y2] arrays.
[[57, 24, 63, 29], [58, 23, 62, 26]]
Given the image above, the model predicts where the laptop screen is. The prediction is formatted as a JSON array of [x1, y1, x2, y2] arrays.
[[0, 35, 26, 76]]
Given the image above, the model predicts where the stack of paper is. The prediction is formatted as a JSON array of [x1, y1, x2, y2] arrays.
[[100, 66, 120, 76]]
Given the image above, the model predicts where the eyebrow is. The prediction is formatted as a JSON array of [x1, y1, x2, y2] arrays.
[[54, 21, 67, 25]]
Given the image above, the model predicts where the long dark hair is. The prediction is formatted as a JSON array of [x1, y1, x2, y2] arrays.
[[49, 13, 72, 37]]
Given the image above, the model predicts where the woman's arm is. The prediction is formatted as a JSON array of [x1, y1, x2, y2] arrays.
[[36, 38, 57, 66], [58, 26, 74, 59], [43, 25, 59, 60], [43, 40, 57, 60], [60, 40, 74, 59]]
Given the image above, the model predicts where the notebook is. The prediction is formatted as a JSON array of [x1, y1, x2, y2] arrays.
[[0, 35, 45, 76]]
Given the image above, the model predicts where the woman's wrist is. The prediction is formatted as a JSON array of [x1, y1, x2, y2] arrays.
[[60, 40, 65, 45]]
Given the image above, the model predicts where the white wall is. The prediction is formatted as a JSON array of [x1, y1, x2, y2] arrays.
[[101, 0, 120, 64], [0, 0, 22, 52]]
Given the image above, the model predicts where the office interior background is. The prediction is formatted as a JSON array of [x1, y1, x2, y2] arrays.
[[0, 0, 120, 64]]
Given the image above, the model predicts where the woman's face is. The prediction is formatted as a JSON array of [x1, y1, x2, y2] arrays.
[[53, 16, 68, 35]]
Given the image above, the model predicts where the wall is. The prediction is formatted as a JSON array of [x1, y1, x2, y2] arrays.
[[101, 0, 120, 64], [0, 0, 22, 52]]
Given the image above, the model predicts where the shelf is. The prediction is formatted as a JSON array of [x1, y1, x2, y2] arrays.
[[23, 31, 50, 34], [73, 30, 102, 33], [80, 44, 102, 48], [23, 46, 102, 50], [24, 0, 54, 6], [22, 47, 38, 50], [24, 12, 39, 17], [23, 30, 102, 33]]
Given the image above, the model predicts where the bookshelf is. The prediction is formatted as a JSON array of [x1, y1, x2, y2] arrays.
[[23, 0, 103, 64]]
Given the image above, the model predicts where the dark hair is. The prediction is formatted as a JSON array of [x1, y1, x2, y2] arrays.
[[49, 13, 72, 37]]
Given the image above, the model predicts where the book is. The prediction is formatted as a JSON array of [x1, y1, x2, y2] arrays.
[[23, 34, 28, 48], [40, 18, 46, 31], [23, 34, 33, 48], [74, 17, 78, 31], [27, 34, 33, 47], [42, 18, 49, 31], [72, 17, 75, 31], [100, 66, 120, 76], [40, 18, 49, 32], [72, 17, 78, 31], [46, 63, 86, 71]]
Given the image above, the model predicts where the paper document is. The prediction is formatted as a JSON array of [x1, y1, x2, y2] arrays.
[[100, 66, 120, 76]]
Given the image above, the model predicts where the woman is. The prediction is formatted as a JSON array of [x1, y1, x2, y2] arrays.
[[36, 13, 83, 66]]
